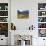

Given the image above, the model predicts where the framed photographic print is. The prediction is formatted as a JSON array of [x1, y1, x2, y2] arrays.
[[17, 10, 29, 19]]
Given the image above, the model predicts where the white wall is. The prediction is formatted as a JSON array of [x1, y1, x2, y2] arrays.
[[11, 0, 38, 30], [11, 0, 46, 46], [11, 0, 38, 45]]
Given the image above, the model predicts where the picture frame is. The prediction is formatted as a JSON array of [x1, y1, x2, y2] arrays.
[[17, 10, 29, 19]]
